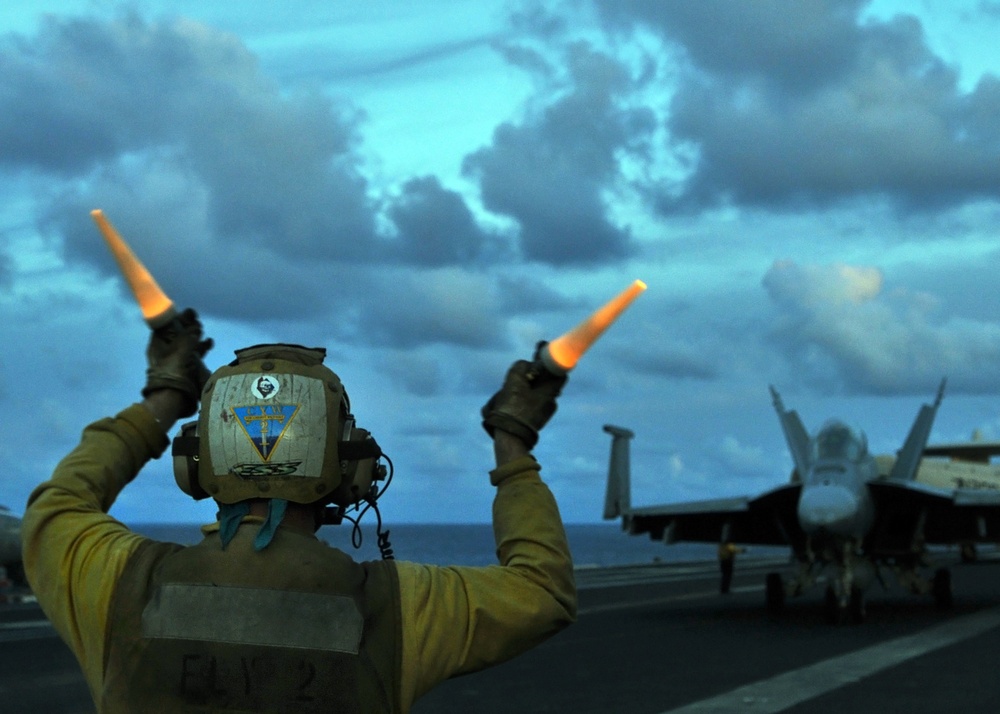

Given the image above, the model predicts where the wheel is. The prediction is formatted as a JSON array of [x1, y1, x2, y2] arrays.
[[765, 572, 785, 613], [3, 561, 24, 587], [849, 586, 866, 624], [932, 568, 953, 610], [824, 585, 844, 624]]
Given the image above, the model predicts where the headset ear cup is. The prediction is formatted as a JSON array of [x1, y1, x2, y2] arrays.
[[172, 421, 210, 500], [329, 426, 382, 507]]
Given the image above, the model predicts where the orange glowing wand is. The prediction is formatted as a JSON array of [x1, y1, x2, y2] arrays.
[[91, 209, 178, 329], [538, 279, 647, 376]]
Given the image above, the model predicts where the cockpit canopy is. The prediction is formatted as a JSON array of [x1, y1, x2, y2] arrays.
[[812, 419, 868, 464]]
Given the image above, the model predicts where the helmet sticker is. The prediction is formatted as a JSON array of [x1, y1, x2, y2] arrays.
[[209, 373, 328, 481], [251, 375, 280, 400], [230, 461, 302, 479], [233, 404, 300, 461]]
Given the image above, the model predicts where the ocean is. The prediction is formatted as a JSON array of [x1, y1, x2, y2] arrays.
[[130, 522, 739, 568]]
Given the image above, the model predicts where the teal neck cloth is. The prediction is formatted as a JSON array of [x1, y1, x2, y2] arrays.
[[218, 499, 289, 551]]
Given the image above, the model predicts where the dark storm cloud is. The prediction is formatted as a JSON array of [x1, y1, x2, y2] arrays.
[[464, 42, 654, 265], [37, 160, 349, 322], [3, 13, 513, 273], [595, 0, 866, 91], [593, 0, 1000, 213], [388, 176, 506, 266], [1, 13, 379, 259], [3, 12, 519, 352], [494, 274, 584, 313], [42, 178, 513, 356], [376, 351, 445, 397]]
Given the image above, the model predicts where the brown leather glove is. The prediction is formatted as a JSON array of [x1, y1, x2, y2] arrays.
[[481, 346, 568, 449], [142, 308, 213, 417]]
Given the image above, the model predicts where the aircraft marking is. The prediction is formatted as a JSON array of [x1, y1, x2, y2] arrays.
[[659, 605, 1000, 713]]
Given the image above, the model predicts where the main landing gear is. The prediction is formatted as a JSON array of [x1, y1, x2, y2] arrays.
[[823, 584, 866, 624], [932, 568, 953, 610], [765, 572, 784, 614]]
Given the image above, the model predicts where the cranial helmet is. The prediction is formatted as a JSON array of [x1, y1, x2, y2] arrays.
[[172, 344, 384, 508]]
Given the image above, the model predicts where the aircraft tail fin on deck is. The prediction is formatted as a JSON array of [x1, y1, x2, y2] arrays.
[[889, 378, 947, 482], [602, 425, 634, 519], [0, 506, 24, 585], [769, 386, 811, 482]]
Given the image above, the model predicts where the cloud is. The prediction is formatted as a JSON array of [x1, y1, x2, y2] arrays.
[[595, 0, 867, 91], [980, 2, 1000, 20], [388, 175, 507, 266], [355, 268, 508, 349], [620, 341, 719, 380], [2, 13, 379, 252], [8, 16, 382, 249], [323, 34, 505, 82], [0, 267, 151, 510], [2, 13, 521, 273], [719, 435, 769, 473], [0, 247, 11, 290], [592, 0, 1000, 212], [494, 273, 586, 314], [376, 350, 446, 397], [38, 159, 354, 322], [765, 260, 883, 308], [763, 260, 1000, 394], [1, 12, 529, 354], [463, 41, 654, 265]]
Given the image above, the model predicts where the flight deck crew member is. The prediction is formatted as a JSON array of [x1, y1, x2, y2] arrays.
[[718, 542, 745, 594], [21, 309, 577, 712]]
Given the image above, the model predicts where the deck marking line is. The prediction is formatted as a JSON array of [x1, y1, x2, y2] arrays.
[[0, 671, 87, 695], [579, 586, 762, 616], [0, 619, 53, 630], [660, 604, 1000, 713]]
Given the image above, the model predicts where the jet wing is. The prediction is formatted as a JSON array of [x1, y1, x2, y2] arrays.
[[621, 483, 803, 547], [923, 442, 1000, 464], [867, 479, 1000, 550]]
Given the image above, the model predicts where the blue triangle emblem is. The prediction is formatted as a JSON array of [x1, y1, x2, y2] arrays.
[[233, 405, 300, 461]]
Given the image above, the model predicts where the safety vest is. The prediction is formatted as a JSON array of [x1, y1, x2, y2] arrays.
[[100, 524, 402, 713]]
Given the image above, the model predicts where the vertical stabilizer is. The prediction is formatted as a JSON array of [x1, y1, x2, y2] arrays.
[[770, 386, 811, 481], [889, 378, 947, 482], [602, 425, 634, 519], [0, 506, 24, 584]]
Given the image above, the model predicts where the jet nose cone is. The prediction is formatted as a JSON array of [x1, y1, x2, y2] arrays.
[[797, 485, 859, 537]]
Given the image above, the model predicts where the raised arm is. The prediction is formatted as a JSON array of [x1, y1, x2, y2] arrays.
[[21, 309, 211, 698], [396, 358, 577, 709]]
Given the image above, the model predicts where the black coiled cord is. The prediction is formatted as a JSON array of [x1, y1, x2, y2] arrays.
[[341, 454, 395, 560]]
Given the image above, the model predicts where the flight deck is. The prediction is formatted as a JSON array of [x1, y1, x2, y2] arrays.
[[3, 553, 999, 713]]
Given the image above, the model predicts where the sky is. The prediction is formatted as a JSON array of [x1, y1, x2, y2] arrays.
[[5, 0, 1000, 530]]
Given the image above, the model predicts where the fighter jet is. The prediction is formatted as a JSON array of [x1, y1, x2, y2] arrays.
[[0, 506, 24, 586], [603, 381, 1000, 623]]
